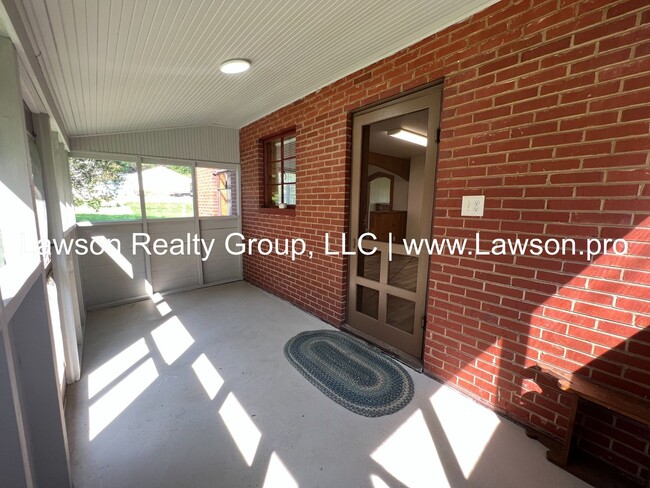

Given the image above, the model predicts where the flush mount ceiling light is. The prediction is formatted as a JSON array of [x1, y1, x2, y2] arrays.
[[387, 128, 427, 147], [219, 59, 251, 74]]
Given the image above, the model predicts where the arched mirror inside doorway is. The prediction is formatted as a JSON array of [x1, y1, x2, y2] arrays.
[[368, 172, 393, 211]]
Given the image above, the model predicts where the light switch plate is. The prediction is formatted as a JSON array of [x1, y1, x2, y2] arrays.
[[462, 195, 485, 217]]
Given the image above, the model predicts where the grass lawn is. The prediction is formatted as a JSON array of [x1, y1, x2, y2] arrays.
[[76, 202, 193, 222], [75, 213, 138, 222]]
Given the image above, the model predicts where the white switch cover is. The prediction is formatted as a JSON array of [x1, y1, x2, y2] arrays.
[[462, 195, 485, 217]]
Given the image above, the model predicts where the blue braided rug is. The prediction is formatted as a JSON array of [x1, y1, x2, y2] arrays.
[[284, 330, 414, 417]]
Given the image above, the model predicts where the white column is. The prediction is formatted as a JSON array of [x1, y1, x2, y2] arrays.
[[0, 35, 40, 308], [34, 113, 81, 382], [0, 33, 38, 488], [0, 34, 72, 487]]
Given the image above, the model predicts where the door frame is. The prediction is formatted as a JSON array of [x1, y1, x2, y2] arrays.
[[345, 84, 443, 364]]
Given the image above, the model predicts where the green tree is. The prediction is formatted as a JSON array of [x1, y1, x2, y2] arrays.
[[69, 159, 133, 211], [168, 164, 192, 177]]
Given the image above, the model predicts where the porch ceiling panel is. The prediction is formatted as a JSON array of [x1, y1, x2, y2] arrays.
[[19, 0, 496, 136]]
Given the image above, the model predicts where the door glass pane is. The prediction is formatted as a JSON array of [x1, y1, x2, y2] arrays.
[[356, 285, 379, 320], [357, 252, 380, 282], [388, 254, 418, 291], [386, 295, 415, 334], [363, 108, 428, 243], [196, 166, 238, 217], [142, 163, 193, 218]]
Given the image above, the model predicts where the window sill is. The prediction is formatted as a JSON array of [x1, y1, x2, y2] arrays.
[[259, 207, 296, 216]]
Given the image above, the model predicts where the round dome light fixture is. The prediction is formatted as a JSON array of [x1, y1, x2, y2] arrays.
[[220, 59, 251, 74]]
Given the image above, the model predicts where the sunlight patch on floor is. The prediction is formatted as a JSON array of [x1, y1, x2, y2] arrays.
[[87, 338, 149, 399], [151, 316, 194, 365], [430, 386, 500, 478], [219, 393, 262, 467], [262, 452, 298, 488], [88, 358, 158, 441], [371, 409, 450, 488], [369, 474, 391, 488], [156, 301, 172, 316], [192, 353, 224, 400]]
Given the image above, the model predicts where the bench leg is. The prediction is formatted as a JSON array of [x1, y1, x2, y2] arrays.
[[547, 393, 579, 467]]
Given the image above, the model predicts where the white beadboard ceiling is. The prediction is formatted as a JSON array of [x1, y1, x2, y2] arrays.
[[19, 0, 496, 136]]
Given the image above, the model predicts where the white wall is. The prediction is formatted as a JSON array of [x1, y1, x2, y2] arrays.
[[70, 125, 239, 163], [0, 37, 40, 306], [147, 221, 200, 292], [0, 332, 29, 487], [406, 154, 425, 239], [8, 280, 71, 487], [76, 223, 149, 308], [200, 219, 243, 284]]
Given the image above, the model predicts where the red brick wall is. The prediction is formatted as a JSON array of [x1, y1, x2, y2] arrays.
[[196, 167, 219, 216], [196, 167, 238, 216], [240, 0, 650, 482]]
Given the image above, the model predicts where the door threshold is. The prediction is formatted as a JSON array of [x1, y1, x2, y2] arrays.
[[340, 323, 423, 372]]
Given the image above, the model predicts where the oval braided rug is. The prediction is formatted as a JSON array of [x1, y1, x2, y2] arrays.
[[284, 330, 414, 417]]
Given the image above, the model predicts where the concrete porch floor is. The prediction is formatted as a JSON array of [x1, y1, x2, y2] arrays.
[[65, 281, 590, 488]]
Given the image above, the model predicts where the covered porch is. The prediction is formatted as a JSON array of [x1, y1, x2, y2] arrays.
[[66, 282, 588, 488]]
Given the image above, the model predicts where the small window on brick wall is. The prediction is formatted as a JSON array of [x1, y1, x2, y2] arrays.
[[263, 131, 296, 208]]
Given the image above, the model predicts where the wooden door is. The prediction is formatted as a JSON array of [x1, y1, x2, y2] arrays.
[[347, 86, 442, 360]]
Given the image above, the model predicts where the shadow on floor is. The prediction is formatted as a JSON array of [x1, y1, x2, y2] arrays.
[[65, 282, 591, 488]]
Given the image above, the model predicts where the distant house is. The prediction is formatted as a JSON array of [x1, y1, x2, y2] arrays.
[[120, 166, 192, 203]]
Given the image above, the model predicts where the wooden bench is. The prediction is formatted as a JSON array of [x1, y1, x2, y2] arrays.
[[526, 365, 650, 488]]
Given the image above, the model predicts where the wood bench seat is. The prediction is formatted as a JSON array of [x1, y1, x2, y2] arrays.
[[526, 365, 650, 488]]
